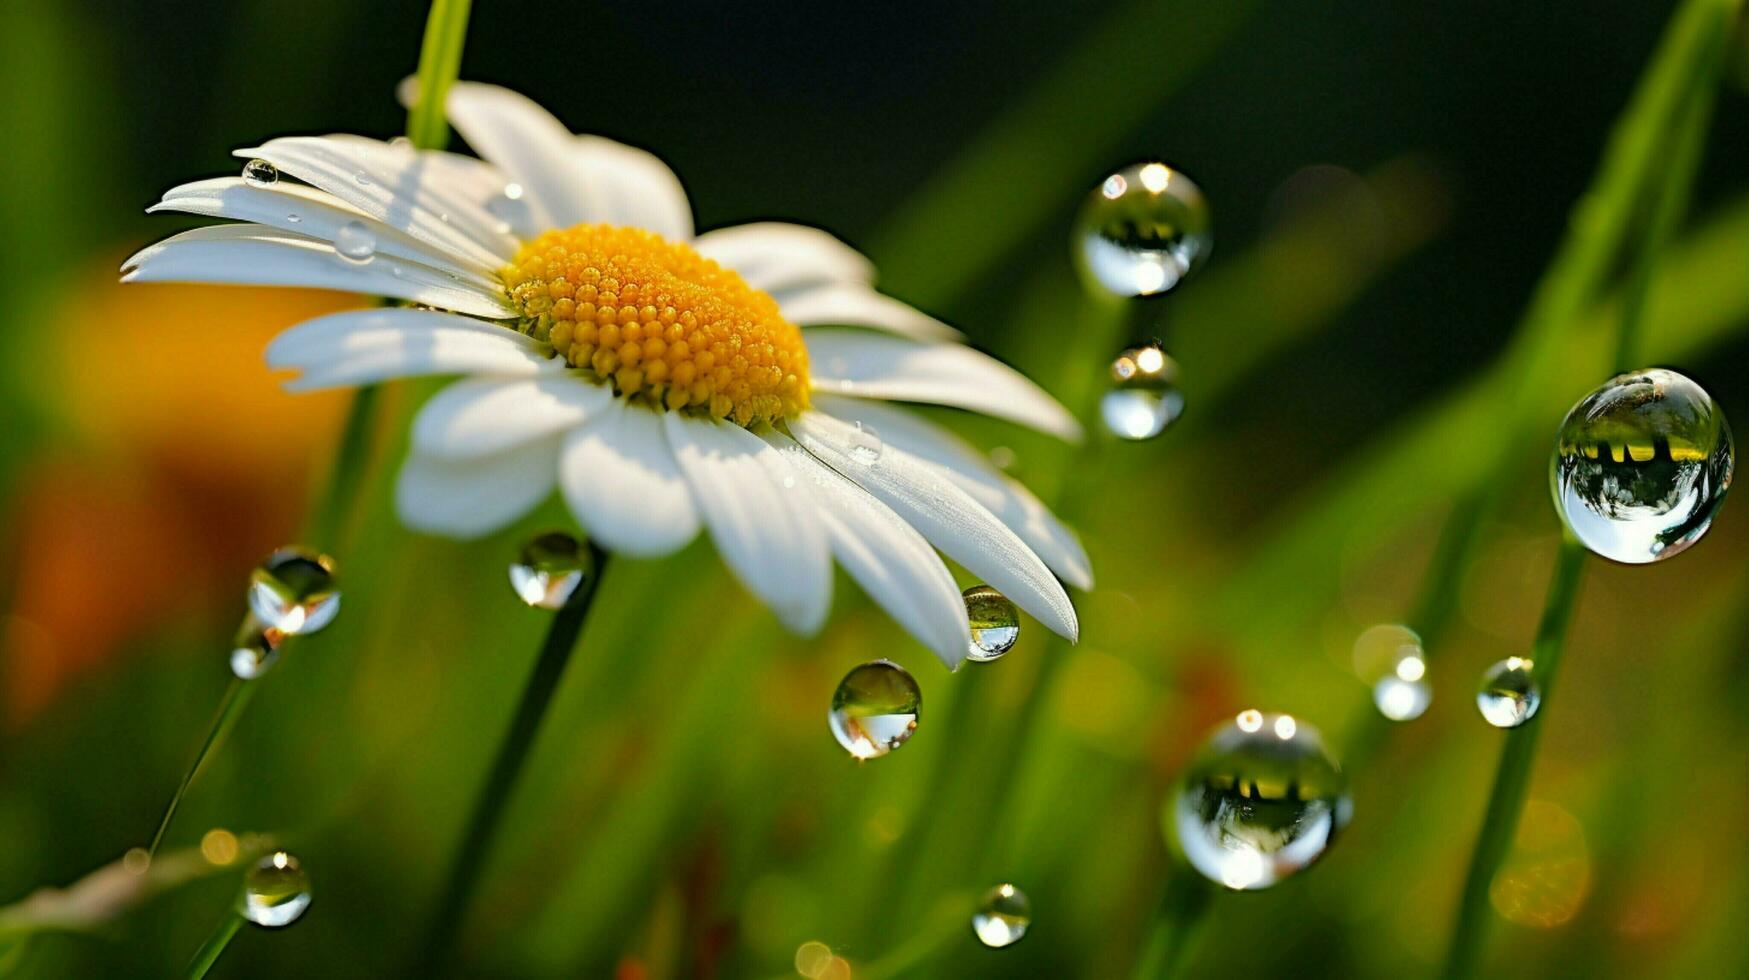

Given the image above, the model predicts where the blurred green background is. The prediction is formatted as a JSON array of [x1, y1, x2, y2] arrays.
[[3, 0, 1748, 976]]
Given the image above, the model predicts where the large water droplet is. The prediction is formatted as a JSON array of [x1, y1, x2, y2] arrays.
[[248, 548, 340, 636], [846, 421, 883, 465], [334, 220, 377, 264], [1100, 342, 1184, 440], [963, 585, 1020, 662], [241, 159, 279, 187], [1476, 657, 1540, 728], [1170, 710, 1351, 890], [971, 883, 1031, 948], [1552, 368, 1733, 564], [230, 618, 285, 680], [509, 531, 594, 609], [828, 660, 920, 760], [1075, 162, 1211, 298], [238, 851, 311, 928]]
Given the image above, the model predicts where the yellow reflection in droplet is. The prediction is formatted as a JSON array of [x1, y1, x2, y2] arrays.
[[200, 828, 240, 866], [1139, 163, 1172, 193], [1489, 800, 1591, 928], [794, 941, 834, 978]]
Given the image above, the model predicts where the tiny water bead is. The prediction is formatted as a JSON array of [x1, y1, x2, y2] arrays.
[[229, 619, 285, 680], [963, 585, 1020, 662], [828, 660, 921, 760], [239, 851, 311, 928], [1476, 657, 1541, 728], [1170, 711, 1351, 890], [1552, 368, 1734, 564], [509, 531, 594, 610], [1075, 162, 1212, 298], [334, 220, 377, 264], [248, 547, 340, 636], [1100, 342, 1184, 440], [846, 421, 883, 464], [240, 158, 279, 187], [971, 883, 1031, 948]]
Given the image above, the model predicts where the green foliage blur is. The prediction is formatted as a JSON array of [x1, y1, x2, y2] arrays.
[[3, 0, 1749, 977]]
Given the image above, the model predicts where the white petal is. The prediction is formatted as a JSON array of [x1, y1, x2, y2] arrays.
[[265, 307, 550, 391], [575, 136, 693, 241], [783, 284, 961, 342], [790, 412, 1077, 641], [664, 415, 830, 634], [435, 82, 588, 231], [558, 403, 700, 557], [396, 437, 559, 539], [122, 225, 513, 319], [763, 431, 972, 667], [815, 395, 1091, 590], [149, 177, 502, 281], [412, 374, 612, 460], [236, 135, 517, 265], [692, 222, 872, 293], [805, 329, 1081, 440]]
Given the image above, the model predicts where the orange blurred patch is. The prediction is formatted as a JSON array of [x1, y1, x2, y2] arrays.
[[5, 270, 358, 724]]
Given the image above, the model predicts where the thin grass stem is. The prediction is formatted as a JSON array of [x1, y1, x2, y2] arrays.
[[184, 912, 243, 980], [149, 677, 257, 860], [1129, 868, 1214, 979]]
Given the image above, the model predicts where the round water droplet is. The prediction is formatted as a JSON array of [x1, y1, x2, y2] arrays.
[[248, 547, 340, 636], [971, 883, 1031, 948], [239, 851, 311, 928], [1169, 711, 1350, 890], [509, 531, 594, 610], [1552, 368, 1733, 564], [285, 212, 302, 223], [1354, 624, 1431, 722], [241, 158, 279, 187], [353, 171, 373, 187], [828, 660, 920, 760], [334, 220, 377, 264], [962, 585, 1020, 662], [230, 619, 285, 680], [1101, 342, 1184, 440], [1075, 162, 1211, 298], [847, 421, 883, 464], [1477, 657, 1540, 728]]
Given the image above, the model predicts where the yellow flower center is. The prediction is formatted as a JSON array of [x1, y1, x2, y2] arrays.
[[501, 224, 810, 426]]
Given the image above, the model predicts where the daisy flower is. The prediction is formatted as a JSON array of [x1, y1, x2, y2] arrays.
[[124, 83, 1089, 667]]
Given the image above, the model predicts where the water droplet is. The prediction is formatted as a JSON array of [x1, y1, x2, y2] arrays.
[[971, 883, 1031, 948], [487, 183, 533, 235], [1354, 624, 1431, 722], [334, 220, 377, 264], [508, 532, 594, 610], [1552, 369, 1733, 563], [285, 212, 302, 223], [230, 619, 285, 680], [1100, 342, 1184, 440], [847, 421, 883, 464], [1170, 711, 1351, 890], [122, 847, 151, 875], [248, 547, 340, 636], [241, 159, 279, 187], [828, 660, 920, 760], [353, 171, 373, 187], [1075, 162, 1211, 298], [963, 585, 1020, 662], [1477, 657, 1540, 728], [239, 851, 311, 928]]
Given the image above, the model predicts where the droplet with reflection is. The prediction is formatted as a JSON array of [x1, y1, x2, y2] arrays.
[[1552, 368, 1733, 564], [1354, 624, 1431, 722], [847, 421, 883, 465], [828, 660, 920, 760], [241, 159, 279, 187], [1075, 162, 1211, 298], [239, 850, 311, 928], [1477, 657, 1541, 728], [248, 548, 340, 636], [509, 531, 594, 609], [1101, 342, 1184, 440], [229, 617, 285, 680], [1169, 711, 1350, 890], [334, 220, 377, 264], [963, 585, 1020, 662], [971, 883, 1031, 948]]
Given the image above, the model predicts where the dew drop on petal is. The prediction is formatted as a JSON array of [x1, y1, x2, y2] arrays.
[[239, 850, 311, 928], [241, 158, 279, 187], [230, 619, 285, 680], [962, 585, 1020, 662], [509, 531, 594, 610], [334, 220, 377, 264], [1552, 368, 1733, 564], [353, 171, 373, 187], [285, 212, 301, 224], [847, 421, 883, 465], [248, 547, 340, 636], [1170, 711, 1351, 890], [1100, 342, 1184, 440], [828, 660, 920, 760], [1075, 162, 1211, 298], [1477, 657, 1541, 728], [971, 883, 1031, 948]]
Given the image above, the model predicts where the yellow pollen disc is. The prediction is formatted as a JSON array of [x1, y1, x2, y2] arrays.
[[501, 224, 810, 426]]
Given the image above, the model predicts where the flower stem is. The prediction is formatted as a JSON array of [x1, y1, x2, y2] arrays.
[[405, 0, 473, 151], [415, 545, 610, 972], [149, 675, 258, 860], [184, 913, 243, 980], [1129, 869, 1214, 979]]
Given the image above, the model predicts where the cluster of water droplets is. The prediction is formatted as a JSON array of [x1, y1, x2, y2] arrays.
[[509, 531, 595, 610], [238, 850, 312, 928]]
